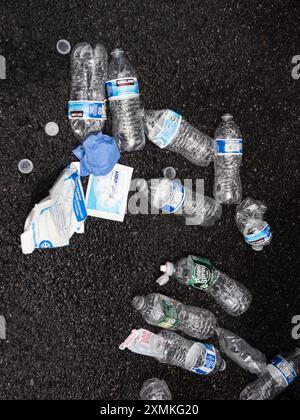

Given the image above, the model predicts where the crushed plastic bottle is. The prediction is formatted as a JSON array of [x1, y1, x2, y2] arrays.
[[217, 328, 267, 375], [140, 378, 172, 401], [68, 43, 108, 139], [139, 178, 222, 227], [120, 329, 226, 376], [132, 293, 217, 340], [158, 256, 252, 317], [106, 49, 145, 152], [236, 197, 272, 252], [240, 348, 300, 400], [144, 109, 214, 167], [214, 114, 243, 204]]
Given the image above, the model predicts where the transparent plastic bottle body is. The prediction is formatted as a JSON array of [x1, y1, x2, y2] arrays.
[[120, 329, 226, 376], [217, 328, 267, 375], [69, 43, 108, 139], [236, 197, 272, 251], [107, 49, 145, 152], [214, 114, 243, 204], [158, 256, 252, 317], [132, 293, 217, 340], [140, 178, 222, 227], [240, 349, 300, 400], [140, 378, 172, 401], [144, 109, 214, 167]]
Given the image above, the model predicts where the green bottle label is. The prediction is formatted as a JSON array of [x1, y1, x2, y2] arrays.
[[187, 256, 216, 291], [158, 296, 180, 329]]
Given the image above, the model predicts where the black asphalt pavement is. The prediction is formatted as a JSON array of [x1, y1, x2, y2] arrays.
[[0, 0, 299, 400]]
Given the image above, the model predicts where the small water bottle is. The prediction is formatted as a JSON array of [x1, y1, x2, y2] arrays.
[[214, 114, 243, 204], [139, 178, 222, 227], [120, 329, 226, 376], [240, 348, 300, 400], [106, 49, 145, 152], [140, 378, 172, 400], [68, 43, 108, 139], [144, 109, 214, 167], [236, 197, 272, 251], [157, 256, 252, 317], [132, 293, 217, 340]]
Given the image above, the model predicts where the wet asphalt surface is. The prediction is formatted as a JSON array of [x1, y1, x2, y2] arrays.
[[0, 0, 299, 401]]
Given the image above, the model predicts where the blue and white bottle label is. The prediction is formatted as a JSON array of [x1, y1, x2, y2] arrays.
[[151, 111, 182, 149], [160, 181, 186, 214], [268, 356, 298, 386], [68, 101, 107, 120], [106, 78, 139, 99], [245, 224, 272, 245], [192, 344, 217, 376], [215, 138, 243, 155]]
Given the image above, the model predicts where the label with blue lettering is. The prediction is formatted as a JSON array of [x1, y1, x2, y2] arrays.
[[71, 173, 88, 222], [269, 356, 297, 386], [106, 78, 139, 99], [215, 138, 243, 155], [192, 344, 217, 376], [160, 181, 186, 214], [151, 111, 182, 149], [245, 224, 272, 245], [68, 101, 107, 120]]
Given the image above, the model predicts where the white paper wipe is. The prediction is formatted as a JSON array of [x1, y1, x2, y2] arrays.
[[86, 164, 133, 222]]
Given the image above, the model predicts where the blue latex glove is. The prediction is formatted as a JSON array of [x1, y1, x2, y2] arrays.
[[73, 132, 120, 177]]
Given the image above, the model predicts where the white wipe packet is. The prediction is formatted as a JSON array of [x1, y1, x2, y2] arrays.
[[21, 163, 87, 254], [86, 164, 133, 222]]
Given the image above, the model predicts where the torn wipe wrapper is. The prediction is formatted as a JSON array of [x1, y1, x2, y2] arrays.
[[21, 163, 87, 254], [86, 164, 133, 222]]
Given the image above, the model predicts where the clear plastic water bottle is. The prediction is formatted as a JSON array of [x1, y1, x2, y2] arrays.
[[120, 329, 226, 376], [106, 49, 145, 152], [236, 197, 272, 252], [132, 293, 217, 340], [139, 178, 222, 227], [217, 328, 267, 375], [214, 114, 243, 204], [144, 109, 214, 167], [157, 256, 252, 317], [240, 349, 300, 400], [68, 43, 108, 139], [140, 378, 172, 401]]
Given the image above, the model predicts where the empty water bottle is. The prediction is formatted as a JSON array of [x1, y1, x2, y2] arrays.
[[217, 328, 267, 375], [144, 110, 214, 167], [68, 43, 108, 139], [157, 256, 252, 317], [120, 329, 226, 376], [139, 178, 222, 227], [132, 293, 217, 340], [240, 348, 300, 400], [236, 197, 272, 252], [106, 49, 145, 152], [214, 114, 243, 204], [140, 378, 172, 401]]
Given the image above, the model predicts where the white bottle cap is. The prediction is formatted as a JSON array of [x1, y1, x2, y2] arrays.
[[56, 39, 71, 55], [18, 159, 34, 174], [163, 167, 176, 180], [45, 122, 59, 137]]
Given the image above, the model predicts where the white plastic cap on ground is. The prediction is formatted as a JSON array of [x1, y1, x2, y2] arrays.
[[45, 122, 59, 136], [18, 159, 34, 174], [157, 262, 175, 286], [56, 39, 71, 55]]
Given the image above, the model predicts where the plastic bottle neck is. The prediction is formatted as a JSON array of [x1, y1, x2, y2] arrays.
[[111, 49, 125, 59]]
